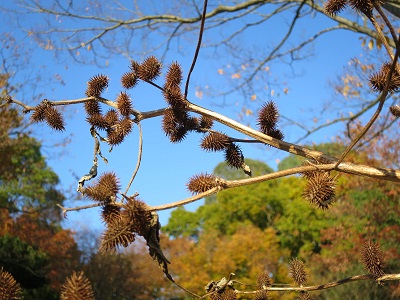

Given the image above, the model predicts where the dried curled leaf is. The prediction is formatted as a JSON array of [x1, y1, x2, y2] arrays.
[[187, 173, 219, 194], [84, 172, 120, 204], [116, 92, 133, 117], [361, 240, 385, 278], [289, 258, 308, 285], [123, 197, 172, 279], [201, 131, 231, 152], [60, 271, 94, 300], [138, 56, 162, 81], [303, 172, 336, 209], [85, 74, 109, 97], [0, 267, 22, 300], [324, 0, 347, 15]]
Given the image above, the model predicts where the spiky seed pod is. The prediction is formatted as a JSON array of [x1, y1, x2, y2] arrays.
[[162, 109, 179, 136], [299, 291, 315, 300], [86, 113, 109, 130], [301, 169, 315, 180], [210, 292, 223, 300], [138, 56, 162, 81], [225, 143, 244, 169], [200, 115, 214, 129], [122, 197, 152, 237], [257, 272, 272, 289], [390, 105, 400, 117], [60, 271, 94, 300], [85, 74, 109, 97], [31, 101, 49, 123], [107, 118, 133, 145], [99, 217, 136, 253], [121, 72, 138, 89], [257, 101, 279, 134], [130, 60, 140, 73], [116, 92, 133, 117], [267, 127, 284, 140], [0, 267, 22, 300], [162, 109, 189, 143], [169, 125, 188, 143], [185, 116, 200, 131], [303, 172, 336, 209], [201, 131, 231, 152], [324, 0, 347, 15], [84, 172, 120, 204], [369, 62, 400, 92], [220, 289, 237, 300], [253, 290, 269, 300], [348, 0, 374, 16], [44, 105, 65, 131], [361, 240, 385, 278], [187, 173, 218, 194], [163, 85, 186, 108], [104, 109, 119, 126], [84, 100, 102, 116], [101, 204, 121, 226], [289, 258, 308, 286], [165, 61, 183, 88]]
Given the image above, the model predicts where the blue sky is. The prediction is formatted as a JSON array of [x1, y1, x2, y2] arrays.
[[1, 1, 371, 233]]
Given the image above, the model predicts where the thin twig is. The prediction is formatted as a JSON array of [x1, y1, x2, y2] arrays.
[[57, 203, 103, 218], [124, 121, 143, 194], [184, 0, 208, 98], [235, 273, 400, 295]]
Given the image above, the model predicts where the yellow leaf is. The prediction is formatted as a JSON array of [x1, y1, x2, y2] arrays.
[[245, 109, 253, 116], [368, 39, 374, 50], [217, 69, 224, 75], [87, 44, 92, 51], [231, 73, 241, 79], [283, 87, 289, 94], [195, 88, 203, 99], [251, 94, 257, 101]]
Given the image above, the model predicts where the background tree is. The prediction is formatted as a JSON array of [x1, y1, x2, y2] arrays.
[[0, 41, 81, 299]]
